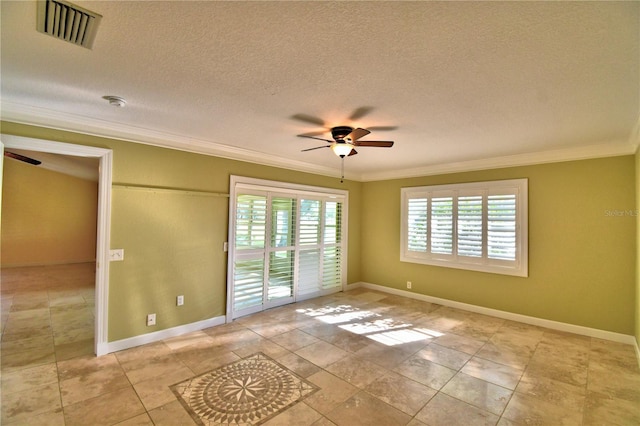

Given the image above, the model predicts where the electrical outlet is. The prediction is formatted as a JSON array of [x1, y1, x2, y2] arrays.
[[146, 313, 156, 326], [407, 281, 412, 289], [177, 295, 184, 306]]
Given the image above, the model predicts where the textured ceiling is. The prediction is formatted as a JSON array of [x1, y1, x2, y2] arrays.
[[1, 1, 638, 181]]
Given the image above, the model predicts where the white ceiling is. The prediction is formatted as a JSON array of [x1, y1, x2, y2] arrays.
[[1, 1, 638, 181]]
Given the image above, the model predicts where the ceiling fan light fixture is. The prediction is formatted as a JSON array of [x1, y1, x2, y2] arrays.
[[332, 142, 353, 158]]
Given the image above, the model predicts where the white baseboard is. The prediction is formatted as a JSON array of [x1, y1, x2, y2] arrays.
[[345, 282, 362, 292], [350, 281, 637, 346], [97, 315, 227, 355], [97, 284, 640, 369]]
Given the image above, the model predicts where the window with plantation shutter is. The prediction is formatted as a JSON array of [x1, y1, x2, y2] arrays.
[[401, 179, 527, 277], [229, 177, 348, 319]]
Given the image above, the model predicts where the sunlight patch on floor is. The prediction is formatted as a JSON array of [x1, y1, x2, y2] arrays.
[[298, 303, 445, 346]]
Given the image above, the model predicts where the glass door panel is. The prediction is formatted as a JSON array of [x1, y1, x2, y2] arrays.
[[232, 194, 268, 316], [298, 248, 321, 297], [268, 250, 294, 301], [266, 197, 295, 307], [233, 256, 264, 312]]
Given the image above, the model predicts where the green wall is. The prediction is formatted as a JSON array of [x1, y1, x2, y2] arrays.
[[1, 121, 637, 340], [1, 122, 362, 341], [361, 157, 636, 335]]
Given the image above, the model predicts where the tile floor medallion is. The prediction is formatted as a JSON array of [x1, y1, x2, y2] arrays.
[[170, 352, 319, 425]]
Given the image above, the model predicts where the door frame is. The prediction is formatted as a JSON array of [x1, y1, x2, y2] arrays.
[[1, 134, 113, 356]]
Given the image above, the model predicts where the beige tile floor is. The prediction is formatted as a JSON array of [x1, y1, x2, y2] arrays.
[[1, 263, 639, 425]]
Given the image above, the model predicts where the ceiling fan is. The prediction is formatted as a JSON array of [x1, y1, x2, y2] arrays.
[[4, 151, 41, 165], [298, 126, 394, 158]]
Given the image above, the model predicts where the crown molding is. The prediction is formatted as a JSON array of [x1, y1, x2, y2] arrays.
[[0, 101, 356, 180], [2, 101, 635, 183], [360, 139, 636, 182]]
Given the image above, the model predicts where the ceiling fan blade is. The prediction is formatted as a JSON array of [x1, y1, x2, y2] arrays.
[[4, 151, 42, 165], [301, 145, 330, 152], [291, 114, 326, 126], [348, 149, 358, 156], [353, 140, 394, 147], [299, 130, 327, 137], [298, 134, 333, 143], [367, 126, 398, 131], [347, 128, 370, 141], [349, 106, 374, 121]]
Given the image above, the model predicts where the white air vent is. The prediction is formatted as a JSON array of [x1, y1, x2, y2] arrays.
[[36, 0, 102, 49]]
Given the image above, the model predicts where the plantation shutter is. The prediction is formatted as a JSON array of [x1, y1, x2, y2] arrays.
[[298, 199, 322, 296], [233, 194, 267, 311], [430, 195, 453, 255], [401, 179, 527, 277], [268, 197, 295, 301], [407, 197, 428, 252], [299, 199, 321, 245], [229, 177, 348, 319], [457, 195, 483, 258], [298, 249, 320, 296], [233, 258, 264, 311], [235, 194, 266, 249], [322, 201, 342, 289], [487, 194, 517, 261]]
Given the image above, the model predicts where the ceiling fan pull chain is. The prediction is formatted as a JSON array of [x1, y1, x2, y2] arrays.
[[341, 157, 344, 183]]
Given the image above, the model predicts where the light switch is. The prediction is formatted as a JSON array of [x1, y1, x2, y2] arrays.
[[109, 249, 124, 261]]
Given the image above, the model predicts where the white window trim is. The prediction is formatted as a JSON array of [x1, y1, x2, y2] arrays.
[[227, 176, 349, 320], [401, 179, 528, 277]]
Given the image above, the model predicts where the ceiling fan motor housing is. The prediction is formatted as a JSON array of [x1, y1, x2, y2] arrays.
[[331, 126, 354, 141]]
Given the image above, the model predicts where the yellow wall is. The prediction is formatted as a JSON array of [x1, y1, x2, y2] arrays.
[[361, 157, 636, 335], [636, 148, 640, 349], [1, 158, 98, 267], [0, 122, 362, 341]]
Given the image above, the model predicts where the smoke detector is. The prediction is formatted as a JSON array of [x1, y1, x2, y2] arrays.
[[103, 96, 127, 108], [37, 0, 102, 49]]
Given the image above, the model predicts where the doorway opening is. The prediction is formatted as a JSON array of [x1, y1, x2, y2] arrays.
[[1, 134, 112, 356]]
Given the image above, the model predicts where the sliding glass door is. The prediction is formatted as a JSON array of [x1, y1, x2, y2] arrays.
[[228, 178, 347, 319]]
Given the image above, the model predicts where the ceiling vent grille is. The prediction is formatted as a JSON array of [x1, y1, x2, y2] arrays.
[[36, 0, 102, 49]]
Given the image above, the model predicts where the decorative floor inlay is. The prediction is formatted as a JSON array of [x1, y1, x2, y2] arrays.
[[171, 352, 319, 425]]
